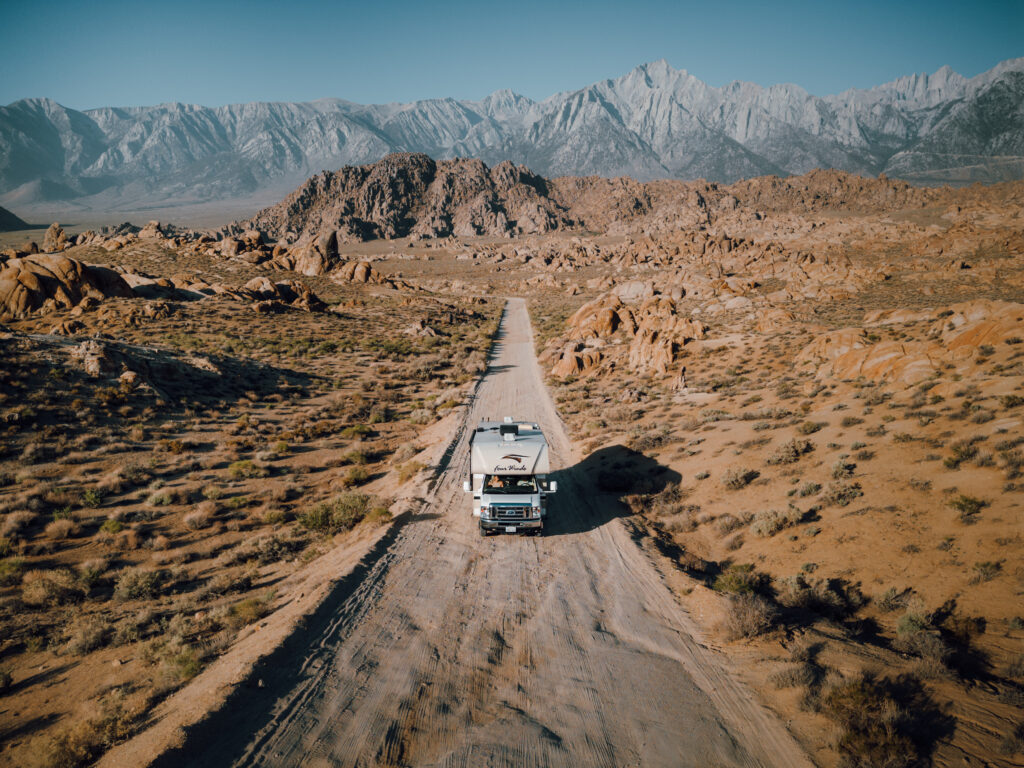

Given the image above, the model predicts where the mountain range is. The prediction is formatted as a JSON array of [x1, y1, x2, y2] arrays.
[[2, 58, 1022, 212]]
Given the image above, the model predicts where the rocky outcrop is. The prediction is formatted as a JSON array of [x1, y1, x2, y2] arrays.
[[0, 254, 134, 321], [548, 290, 707, 379], [798, 300, 1024, 387], [43, 222, 68, 253], [237, 154, 573, 243]]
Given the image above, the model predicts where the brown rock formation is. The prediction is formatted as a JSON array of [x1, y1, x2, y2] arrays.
[[0, 254, 134, 321]]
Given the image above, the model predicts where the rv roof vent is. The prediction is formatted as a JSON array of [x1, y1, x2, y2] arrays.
[[503, 416, 513, 423], [499, 423, 519, 437]]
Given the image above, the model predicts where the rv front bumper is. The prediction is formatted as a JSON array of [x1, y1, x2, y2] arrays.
[[480, 519, 543, 533]]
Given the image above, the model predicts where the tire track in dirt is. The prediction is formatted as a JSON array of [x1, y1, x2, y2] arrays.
[[158, 297, 812, 768]]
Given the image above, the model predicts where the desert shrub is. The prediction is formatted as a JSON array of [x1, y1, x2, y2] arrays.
[[65, 615, 111, 655], [713, 563, 765, 595], [341, 424, 372, 438], [77, 558, 109, 588], [1, 510, 35, 538], [840, 416, 865, 428], [770, 663, 816, 689], [821, 673, 943, 768], [0, 537, 10, 558], [100, 518, 123, 535], [157, 645, 201, 688], [229, 460, 268, 480], [876, 587, 907, 613], [777, 575, 865, 619], [627, 426, 672, 452], [822, 481, 863, 507], [201, 570, 253, 599], [949, 494, 987, 524], [114, 568, 163, 600], [722, 467, 758, 490], [971, 561, 1002, 583], [0, 557, 25, 586], [1000, 394, 1024, 409], [723, 594, 779, 639], [750, 507, 804, 537], [344, 449, 369, 465], [894, 608, 952, 671], [944, 439, 979, 468], [397, 461, 425, 484], [340, 466, 369, 488], [408, 408, 434, 426], [798, 482, 821, 497], [766, 438, 814, 465], [831, 459, 856, 479], [25, 692, 138, 768], [797, 421, 826, 435], [80, 488, 104, 508], [183, 501, 217, 530], [45, 518, 79, 540], [227, 596, 270, 630], [22, 569, 86, 607], [148, 489, 177, 507], [299, 493, 382, 534]]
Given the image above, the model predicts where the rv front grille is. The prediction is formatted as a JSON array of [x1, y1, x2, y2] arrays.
[[492, 505, 529, 520]]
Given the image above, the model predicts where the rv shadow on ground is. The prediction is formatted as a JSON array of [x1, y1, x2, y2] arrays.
[[543, 444, 681, 538]]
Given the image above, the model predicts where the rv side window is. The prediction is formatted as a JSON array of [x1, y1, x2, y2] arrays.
[[483, 475, 538, 494]]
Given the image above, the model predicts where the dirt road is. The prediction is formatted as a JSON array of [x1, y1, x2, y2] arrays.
[[157, 298, 811, 768]]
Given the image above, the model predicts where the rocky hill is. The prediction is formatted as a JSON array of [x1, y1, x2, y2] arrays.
[[0, 205, 28, 231], [239, 154, 572, 241], [3, 59, 1023, 211]]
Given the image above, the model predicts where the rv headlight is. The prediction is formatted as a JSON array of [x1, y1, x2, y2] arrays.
[[531, 506, 541, 518], [479, 505, 489, 518]]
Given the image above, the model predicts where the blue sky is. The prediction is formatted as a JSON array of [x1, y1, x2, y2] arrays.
[[1, 0, 1020, 109]]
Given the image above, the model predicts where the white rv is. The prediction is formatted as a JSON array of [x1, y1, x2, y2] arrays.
[[463, 418, 557, 536]]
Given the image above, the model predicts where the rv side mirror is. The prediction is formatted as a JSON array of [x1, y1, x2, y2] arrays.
[[463, 480, 471, 493], [549, 481, 558, 493]]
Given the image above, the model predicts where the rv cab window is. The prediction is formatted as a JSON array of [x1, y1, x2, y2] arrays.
[[483, 475, 538, 494]]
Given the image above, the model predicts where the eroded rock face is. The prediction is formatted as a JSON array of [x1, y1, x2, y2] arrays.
[[551, 290, 707, 378], [0, 254, 134, 321], [798, 300, 1024, 387], [43, 222, 68, 253]]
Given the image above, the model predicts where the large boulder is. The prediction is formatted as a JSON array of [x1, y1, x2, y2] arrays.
[[0, 255, 134, 321]]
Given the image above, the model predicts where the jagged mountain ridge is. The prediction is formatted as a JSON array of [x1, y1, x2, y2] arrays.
[[3, 57, 1023, 209]]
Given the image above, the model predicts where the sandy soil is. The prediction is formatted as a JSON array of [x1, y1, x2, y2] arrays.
[[127, 298, 810, 768]]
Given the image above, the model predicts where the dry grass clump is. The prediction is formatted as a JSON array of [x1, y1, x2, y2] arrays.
[[183, 501, 217, 530], [766, 438, 814, 465], [64, 615, 112, 655], [45, 518, 79, 540], [228, 460, 269, 480], [750, 507, 804, 537], [22, 569, 87, 607], [722, 467, 759, 490], [820, 672, 948, 768], [114, 568, 164, 600], [723, 594, 779, 639], [948, 494, 987, 524], [25, 692, 139, 768], [299, 493, 387, 535], [822, 480, 863, 507], [712, 563, 766, 595]]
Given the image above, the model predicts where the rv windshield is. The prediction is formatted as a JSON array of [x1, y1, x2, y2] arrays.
[[483, 475, 538, 494]]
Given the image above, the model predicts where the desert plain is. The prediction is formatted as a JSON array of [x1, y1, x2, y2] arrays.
[[0, 154, 1022, 767]]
